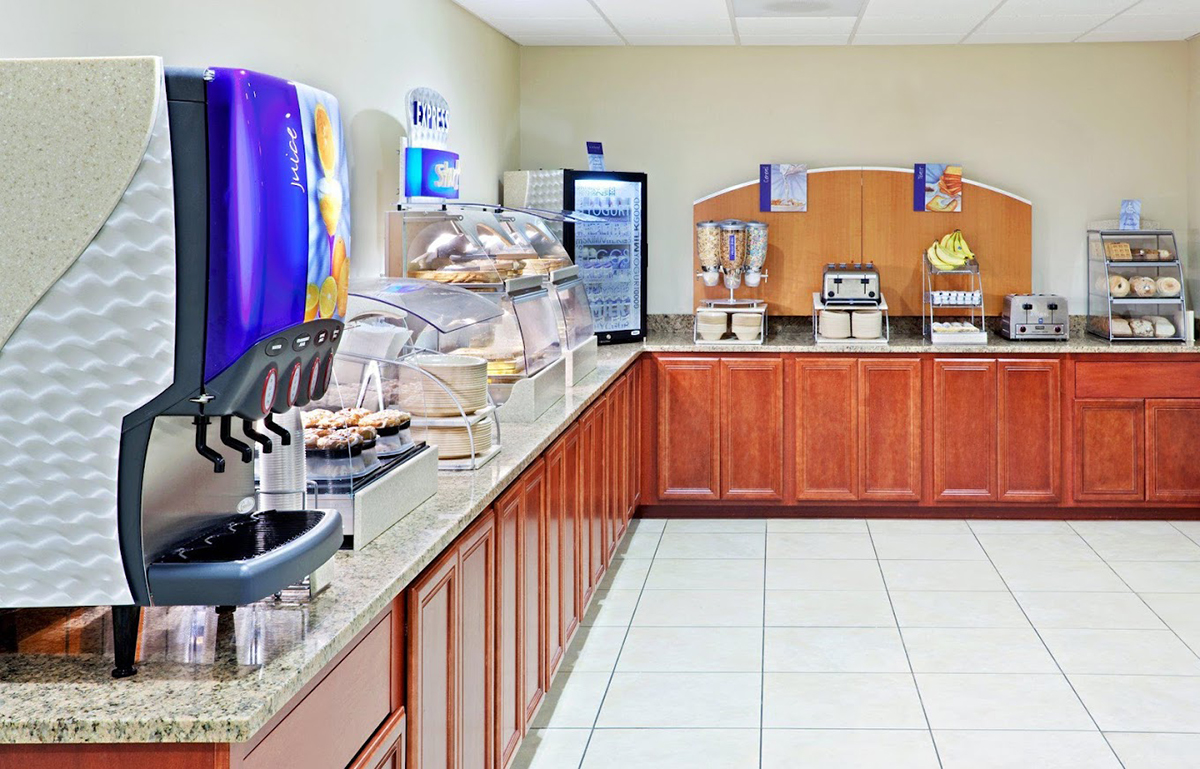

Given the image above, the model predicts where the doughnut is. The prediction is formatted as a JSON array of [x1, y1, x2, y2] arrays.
[[1109, 275, 1130, 298]]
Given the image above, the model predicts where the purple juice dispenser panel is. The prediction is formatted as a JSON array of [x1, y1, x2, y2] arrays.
[[202, 68, 352, 383]]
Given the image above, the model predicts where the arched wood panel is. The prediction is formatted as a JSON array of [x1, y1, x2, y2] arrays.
[[692, 168, 1032, 317]]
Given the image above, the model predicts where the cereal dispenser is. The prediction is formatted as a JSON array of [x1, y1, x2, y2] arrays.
[[0, 58, 347, 677], [692, 219, 769, 344]]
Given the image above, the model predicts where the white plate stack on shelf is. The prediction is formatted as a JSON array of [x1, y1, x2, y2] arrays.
[[404, 354, 500, 468], [811, 293, 890, 345]]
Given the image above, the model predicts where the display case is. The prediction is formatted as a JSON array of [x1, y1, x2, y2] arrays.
[[342, 278, 505, 469], [497, 210, 573, 276], [1087, 230, 1188, 342], [386, 207, 510, 287], [550, 265, 598, 383]]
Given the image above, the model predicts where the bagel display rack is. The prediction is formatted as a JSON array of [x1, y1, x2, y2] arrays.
[[1087, 230, 1188, 343]]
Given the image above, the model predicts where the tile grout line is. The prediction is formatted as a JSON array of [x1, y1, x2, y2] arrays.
[[759, 521, 768, 769], [573, 521, 665, 769], [1070, 521, 1200, 660], [865, 518, 945, 769], [970, 523, 1127, 769]]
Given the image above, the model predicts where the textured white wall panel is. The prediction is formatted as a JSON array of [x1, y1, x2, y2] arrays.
[[0, 67, 176, 607]]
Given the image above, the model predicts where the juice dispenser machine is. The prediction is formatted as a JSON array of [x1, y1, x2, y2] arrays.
[[0, 59, 348, 677]]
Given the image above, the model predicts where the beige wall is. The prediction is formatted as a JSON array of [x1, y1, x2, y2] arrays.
[[520, 43, 1191, 314], [4, 0, 520, 279], [1190, 36, 1200, 301]]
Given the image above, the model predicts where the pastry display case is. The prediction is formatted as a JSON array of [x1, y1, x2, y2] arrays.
[[342, 278, 506, 469], [499, 210, 574, 276], [1087, 230, 1188, 343]]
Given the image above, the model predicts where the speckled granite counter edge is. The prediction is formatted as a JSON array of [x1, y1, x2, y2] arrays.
[[0, 347, 642, 745]]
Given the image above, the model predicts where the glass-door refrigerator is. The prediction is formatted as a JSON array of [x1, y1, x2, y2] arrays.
[[562, 171, 647, 344]]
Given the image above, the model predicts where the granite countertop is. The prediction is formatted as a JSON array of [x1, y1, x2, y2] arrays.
[[0, 345, 641, 745], [2, 328, 1195, 744], [644, 328, 1200, 354]]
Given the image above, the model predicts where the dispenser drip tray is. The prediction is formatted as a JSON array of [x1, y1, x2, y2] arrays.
[[147, 509, 342, 606], [157, 510, 326, 563]]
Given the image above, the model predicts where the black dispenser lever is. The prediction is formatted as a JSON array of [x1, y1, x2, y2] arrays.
[[219, 415, 254, 463], [194, 416, 226, 473], [262, 413, 292, 446], [243, 419, 273, 454]]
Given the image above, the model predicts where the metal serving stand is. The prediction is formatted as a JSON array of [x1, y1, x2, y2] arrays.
[[692, 272, 769, 345], [923, 258, 988, 345]]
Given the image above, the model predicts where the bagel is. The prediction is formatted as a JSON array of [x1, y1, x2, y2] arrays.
[[1156, 276, 1182, 297], [1130, 276, 1157, 298], [1109, 275, 1131, 298]]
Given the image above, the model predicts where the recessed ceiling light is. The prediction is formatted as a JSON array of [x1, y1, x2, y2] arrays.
[[733, 0, 866, 18]]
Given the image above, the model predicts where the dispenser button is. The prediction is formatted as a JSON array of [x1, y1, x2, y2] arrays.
[[260, 367, 279, 417], [308, 359, 322, 398], [293, 334, 311, 352], [331, 327, 341, 341], [315, 329, 329, 345], [265, 337, 287, 356], [286, 362, 303, 407]]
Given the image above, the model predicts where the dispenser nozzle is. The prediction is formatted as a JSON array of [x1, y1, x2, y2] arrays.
[[262, 413, 292, 446], [243, 419, 273, 454], [219, 416, 254, 463], [193, 417, 226, 473]]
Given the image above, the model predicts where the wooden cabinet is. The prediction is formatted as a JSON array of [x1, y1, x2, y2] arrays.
[[795, 359, 857, 501], [613, 374, 631, 538], [580, 406, 602, 607], [932, 359, 998, 502], [351, 710, 407, 769], [457, 518, 495, 769], [543, 440, 565, 682], [859, 359, 923, 501], [1146, 399, 1200, 502], [656, 357, 720, 500], [520, 460, 546, 730], [998, 360, 1061, 503], [409, 553, 458, 769], [408, 513, 494, 769], [1074, 400, 1145, 502], [629, 362, 643, 512], [494, 490, 521, 768], [721, 358, 785, 500]]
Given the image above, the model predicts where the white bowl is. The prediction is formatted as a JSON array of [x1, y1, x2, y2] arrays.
[[731, 313, 761, 327], [697, 311, 727, 325], [733, 327, 760, 341], [697, 325, 726, 341]]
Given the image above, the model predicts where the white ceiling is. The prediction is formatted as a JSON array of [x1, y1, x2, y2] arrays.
[[450, 0, 1200, 46]]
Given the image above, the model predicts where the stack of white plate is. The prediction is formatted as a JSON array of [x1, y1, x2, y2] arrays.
[[425, 419, 494, 459], [404, 354, 489, 417]]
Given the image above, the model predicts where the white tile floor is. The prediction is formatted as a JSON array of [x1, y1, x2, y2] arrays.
[[513, 517, 1200, 768]]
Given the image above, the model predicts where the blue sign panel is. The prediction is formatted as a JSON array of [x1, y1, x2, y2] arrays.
[[405, 147, 460, 199]]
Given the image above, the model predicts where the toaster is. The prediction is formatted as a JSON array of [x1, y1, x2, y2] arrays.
[[823, 263, 881, 304], [1001, 294, 1069, 340]]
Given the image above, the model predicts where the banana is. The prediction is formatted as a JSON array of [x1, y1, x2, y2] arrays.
[[936, 241, 966, 267], [950, 230, 975, 261], [926, 242, 956, 271]]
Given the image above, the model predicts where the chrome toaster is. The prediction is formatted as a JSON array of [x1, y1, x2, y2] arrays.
[[1001, 294, 1069, 340], [822, 263, 881, 305]]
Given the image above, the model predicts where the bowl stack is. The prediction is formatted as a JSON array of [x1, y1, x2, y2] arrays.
[[405, 354, 495, 459], [697, 310, 727, 341], [731, 313, 761, 341]]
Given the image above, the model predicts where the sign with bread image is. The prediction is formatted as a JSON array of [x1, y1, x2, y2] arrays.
[[915, 163, 962, 213]]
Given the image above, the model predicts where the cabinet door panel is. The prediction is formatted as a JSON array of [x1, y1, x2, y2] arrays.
[[544, 442, 565, 681], [458, 515, 494, 769], [409, 554, 457, 769], [998, 360, 1061, 503], [1074, 400, 1145, 502], [588, 403, 607, 586], [494, 488, 521, 767], [615, 375, 631, 535], [932, 359, 997, 502], [795, 359, 858, 501], [858, 359, 923, 501], [561, 425, 581, 648], [656, 357, 720, 500], [1147, 400, 1200, 502], [630, 362, 643, 511], [719, 357, 784, 500], [579, 410, 599, 608], [520, 461, 546, 729]]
